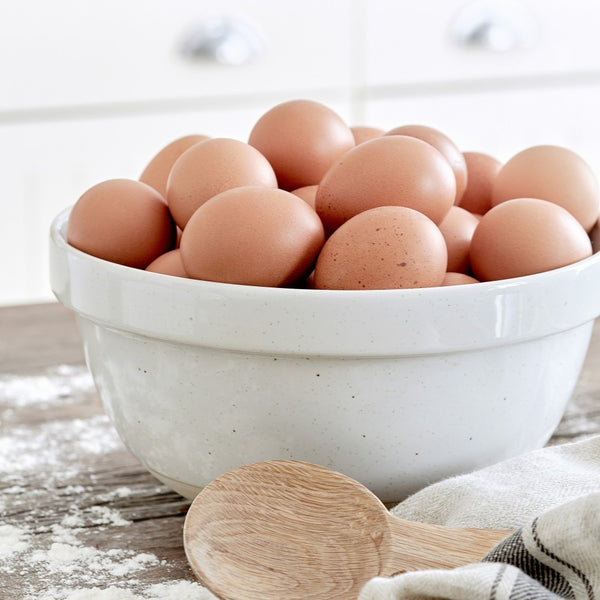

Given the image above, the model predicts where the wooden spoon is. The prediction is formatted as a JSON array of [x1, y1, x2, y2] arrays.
[[184, 459, 511, 600]]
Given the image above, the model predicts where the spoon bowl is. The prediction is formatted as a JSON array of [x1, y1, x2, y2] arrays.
[[184, 460, 511, 600]]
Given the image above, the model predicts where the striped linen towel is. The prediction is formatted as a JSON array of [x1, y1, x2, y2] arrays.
[[360, 436, 600, 600]]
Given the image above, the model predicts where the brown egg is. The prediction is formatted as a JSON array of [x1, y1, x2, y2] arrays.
[[313, 206, 447, 290], [492, 145, 600, 232], [385, 124, 467, 204], [590, 218, 600, 254], [139, 134, 210, 198], [291, 185, 318, 209], [442, 272, 479, 286], [438, 206, 480, 273], [350, 126, 384, 145], [180, 186, 325, 287], [470, 198, 592, 281], [248, 99, 355, 190], [458, 152, 502, 215], [167, 138, 278, 229], [316, 135, 456, 234], [67, 179, 176, 269], [146, 249, 187, 278]]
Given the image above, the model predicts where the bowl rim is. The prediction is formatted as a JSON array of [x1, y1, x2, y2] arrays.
[[50, 206, 600, 356]]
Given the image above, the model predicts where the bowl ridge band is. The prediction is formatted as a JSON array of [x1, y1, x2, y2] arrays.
[[49, 207, 600, 357]]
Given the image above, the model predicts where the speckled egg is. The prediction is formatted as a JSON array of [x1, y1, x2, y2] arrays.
[[313, 205, 447, 290]]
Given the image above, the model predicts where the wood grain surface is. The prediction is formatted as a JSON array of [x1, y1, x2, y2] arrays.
[[1, 303, 599, 598], [0, 303, 197, 598]]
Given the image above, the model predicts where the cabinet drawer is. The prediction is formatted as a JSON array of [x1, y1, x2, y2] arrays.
[[365, 0, 600, 88], [1, 0, 352, 113]]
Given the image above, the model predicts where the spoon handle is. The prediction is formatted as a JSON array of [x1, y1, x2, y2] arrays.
[[384, 514, 512, 575]]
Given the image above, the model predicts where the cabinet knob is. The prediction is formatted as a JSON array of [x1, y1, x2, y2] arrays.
[[452, 0, 538, 52], [180, 17, 264, 66]]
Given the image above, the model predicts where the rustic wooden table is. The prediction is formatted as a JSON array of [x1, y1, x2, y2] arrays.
[[1, 302, 599, 599]]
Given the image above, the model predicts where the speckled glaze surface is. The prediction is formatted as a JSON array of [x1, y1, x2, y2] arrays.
[[50, 208, 600, 501]]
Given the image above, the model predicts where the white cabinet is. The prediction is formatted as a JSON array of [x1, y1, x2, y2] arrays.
[[1, 1, 354, 111], [3, 1, 600, 305], [364, 0, 600, 86]]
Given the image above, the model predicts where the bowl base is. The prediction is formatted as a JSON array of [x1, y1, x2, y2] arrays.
[[149, 468, 202, 500]]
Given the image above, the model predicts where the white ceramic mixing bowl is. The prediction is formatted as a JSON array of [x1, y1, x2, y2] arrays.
[[49, 207, 600, 501]]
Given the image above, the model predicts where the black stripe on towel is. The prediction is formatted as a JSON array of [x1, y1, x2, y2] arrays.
[[531, 518, 595, 600], [483, 529, 575, 599], [490, 563, 507, 600]]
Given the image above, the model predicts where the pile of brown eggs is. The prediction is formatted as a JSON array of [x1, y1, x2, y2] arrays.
[[67, 99, 600, 290]]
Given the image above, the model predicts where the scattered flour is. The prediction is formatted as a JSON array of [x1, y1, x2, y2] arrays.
[[30, 542, 159, 577], [0, 523, 31, 558], [0, 413, 122, 483], [0, 365, 94, 410], [1, 366, 212, 600], [3, 484, 27, 494], [0, 365, 121, 489], [61, 485, 88, 495], [88, 506, 132, 527], [0, 515, 211, 598], [33, 581, 216, 600], [96, 486, 135, 501]]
